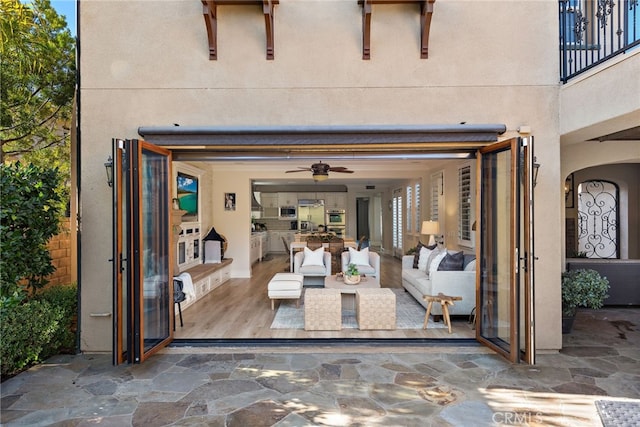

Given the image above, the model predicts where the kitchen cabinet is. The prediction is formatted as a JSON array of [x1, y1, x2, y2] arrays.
[[250, 232, 267, 263], [260, 193, 278, 208], [297, 192, 317, 201], [268, 231, 284, 252], [325, 193, 347, 209], [260, 193, 279, 218], [278, 192, 298, 206]]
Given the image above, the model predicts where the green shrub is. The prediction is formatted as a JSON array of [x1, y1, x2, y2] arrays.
[[0, 299, 64, 378], [35, 283, 78, 357], [561, 269, 610, 316], [0, 162, 64, 297]]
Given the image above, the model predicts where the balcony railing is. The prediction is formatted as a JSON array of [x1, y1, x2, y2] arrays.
[[559, 0, 640, 82]]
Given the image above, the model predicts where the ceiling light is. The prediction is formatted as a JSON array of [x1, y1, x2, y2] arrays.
[[313, 173, 329, 182]]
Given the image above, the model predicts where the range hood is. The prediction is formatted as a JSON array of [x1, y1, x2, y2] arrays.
[[251, 190, 263, 211]]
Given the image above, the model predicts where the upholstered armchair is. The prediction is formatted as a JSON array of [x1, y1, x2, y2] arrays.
[[341, 247, 380, 278], [294, 247, 332, 286]]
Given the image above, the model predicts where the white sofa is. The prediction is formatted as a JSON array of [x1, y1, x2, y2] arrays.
[[401, 252, 476, 316]]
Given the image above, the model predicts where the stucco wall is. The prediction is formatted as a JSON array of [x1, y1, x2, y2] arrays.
[[79, 1, 563, 352]]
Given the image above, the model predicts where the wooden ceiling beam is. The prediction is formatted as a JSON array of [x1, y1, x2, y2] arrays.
[[201, 0, 278, 60], [359, 0, 435, 60]]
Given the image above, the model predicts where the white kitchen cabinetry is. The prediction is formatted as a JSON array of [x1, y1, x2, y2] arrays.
[[278, 192, 298, 206], [260, 193, 279, 218], [325, 193, 347, 209], [261, 193, 278, 208], [250, 232, 267, 263]]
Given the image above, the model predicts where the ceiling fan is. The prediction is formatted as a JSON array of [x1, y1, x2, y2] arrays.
[[285, 161, 354, 182]]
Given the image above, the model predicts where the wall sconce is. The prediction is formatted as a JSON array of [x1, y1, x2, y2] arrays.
[[104, 156, 113, 187], [421, 220, 441, 246]]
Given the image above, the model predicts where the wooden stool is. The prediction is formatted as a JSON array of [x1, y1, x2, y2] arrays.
[[423, 293, 462, 333]]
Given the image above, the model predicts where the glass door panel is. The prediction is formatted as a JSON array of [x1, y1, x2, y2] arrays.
[[113, 139, 172, 364], [478, 144, 516, 357], [137, 144, 172, 355], [112, 139, 128, 364], [477, 137, 534, 364]]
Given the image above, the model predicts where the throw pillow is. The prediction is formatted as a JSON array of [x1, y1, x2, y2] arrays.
[[349, 247, 370, 266], [464, 259, 477, 271], [302, 246, 325, 267], [428, 250, 448, 276], [417, 246, 434, 272], [413, 241, 436, 268], [438, 251, 465, 271]]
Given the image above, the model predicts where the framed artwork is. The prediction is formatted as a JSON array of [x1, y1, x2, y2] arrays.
[[225, 193, 236, 211], [565, 174, 574, 208]]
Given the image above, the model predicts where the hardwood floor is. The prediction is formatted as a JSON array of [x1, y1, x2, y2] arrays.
[[174, 252, 475, 340]]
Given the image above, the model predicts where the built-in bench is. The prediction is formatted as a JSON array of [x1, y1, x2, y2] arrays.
[[566, 258, 640, 306], [177, 258, 233, 312]]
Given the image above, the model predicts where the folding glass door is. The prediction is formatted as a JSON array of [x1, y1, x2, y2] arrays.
[[476, 137, 535, 364], [112, 139, 173, 364]]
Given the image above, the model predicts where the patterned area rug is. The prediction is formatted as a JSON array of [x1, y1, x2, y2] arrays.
[[270, 288, 446, 329]]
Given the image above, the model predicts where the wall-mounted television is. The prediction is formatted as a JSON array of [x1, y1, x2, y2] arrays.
[[176, 172, 198, 221]]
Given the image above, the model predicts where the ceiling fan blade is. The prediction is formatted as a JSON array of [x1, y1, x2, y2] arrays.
[[285, 168, 312, 173], [328, 167, 351, 172], [332, 170, 354, 174]]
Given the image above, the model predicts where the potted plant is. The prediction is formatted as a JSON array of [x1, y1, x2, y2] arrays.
[[561, 268, 609, 333], [344, 263, 361, 285]]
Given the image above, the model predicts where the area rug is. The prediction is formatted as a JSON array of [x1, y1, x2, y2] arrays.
[[270, 288, 446, 329]]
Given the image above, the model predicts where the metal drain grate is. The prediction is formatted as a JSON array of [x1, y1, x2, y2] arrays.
[[595, 400, 640, 427]]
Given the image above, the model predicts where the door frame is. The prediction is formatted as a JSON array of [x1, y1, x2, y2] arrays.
[[475, 137, 535, 363]]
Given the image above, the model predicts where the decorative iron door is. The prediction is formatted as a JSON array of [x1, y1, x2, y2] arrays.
[[577, 180, 619, 258]]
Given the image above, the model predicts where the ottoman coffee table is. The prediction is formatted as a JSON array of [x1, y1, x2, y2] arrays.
[[324, 274, 380, 310]]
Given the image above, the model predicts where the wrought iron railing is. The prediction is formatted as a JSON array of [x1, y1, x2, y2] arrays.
[[559, 0, 640, 82]]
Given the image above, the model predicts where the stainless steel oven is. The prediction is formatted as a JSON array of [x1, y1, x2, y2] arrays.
[[279, 206, 297, 220], [326, 209, 346, 226]]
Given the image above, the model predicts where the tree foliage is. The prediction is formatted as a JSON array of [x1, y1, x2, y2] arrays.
[[0, 0, 75, 168], [0, 162, 64, 298]]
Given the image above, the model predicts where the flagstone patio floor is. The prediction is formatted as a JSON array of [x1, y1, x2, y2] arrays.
[[1, 307, 638, 426]]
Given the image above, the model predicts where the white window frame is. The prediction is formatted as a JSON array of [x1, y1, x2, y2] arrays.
[[457, 163, 474, 247]]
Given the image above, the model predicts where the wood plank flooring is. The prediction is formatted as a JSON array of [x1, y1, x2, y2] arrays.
[[174, 252, 475, 339]]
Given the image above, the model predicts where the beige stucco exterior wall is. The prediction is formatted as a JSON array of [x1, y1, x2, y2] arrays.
[[79, 1, 563, 352]]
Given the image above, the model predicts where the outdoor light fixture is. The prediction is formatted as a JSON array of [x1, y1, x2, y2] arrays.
[[421, 220, 440, 246], [104, 156, 114, 187]]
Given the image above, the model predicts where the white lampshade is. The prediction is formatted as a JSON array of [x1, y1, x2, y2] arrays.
[[421, 221, 439, 235], [421, 221, 439, 246]]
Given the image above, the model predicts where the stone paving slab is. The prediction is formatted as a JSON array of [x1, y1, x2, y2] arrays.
[[1, 308, 639, 426]]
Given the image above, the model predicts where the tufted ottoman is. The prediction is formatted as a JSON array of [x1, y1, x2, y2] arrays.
[[304, 288, 342, 331], [356, 288, 396, 330], [268, 273, 304, 310]]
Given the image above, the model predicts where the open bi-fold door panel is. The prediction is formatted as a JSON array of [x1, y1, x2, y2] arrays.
[[476, 137, 535, 364], [112, 139, 173, 364], [127, 125, 537, 363]]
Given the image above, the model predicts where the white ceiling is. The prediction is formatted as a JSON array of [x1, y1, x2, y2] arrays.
[[208, 157, 463, 189]]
